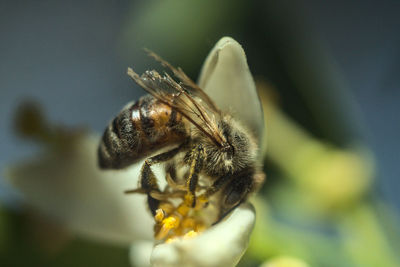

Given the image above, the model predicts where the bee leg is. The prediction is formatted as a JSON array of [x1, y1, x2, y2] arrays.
[[154, 144, 203, 240], [124, 188, 147, 194], [196, 173, 232, 208], [184, 145, 204, 208], [150, 190, 186, 200], [137, 145, 185, 215]]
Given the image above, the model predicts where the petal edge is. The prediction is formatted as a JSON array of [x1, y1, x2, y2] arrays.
[[198, 37, 264, 145]]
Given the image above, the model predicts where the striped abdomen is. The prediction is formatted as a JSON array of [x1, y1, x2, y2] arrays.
[[98, 95, 188, 169]]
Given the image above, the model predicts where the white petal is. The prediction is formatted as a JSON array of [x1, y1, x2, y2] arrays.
[[198, 37, 264, 143], [4, 134, 157, 244], [130, 240, 154, 267], [150, 203, 255, 267]]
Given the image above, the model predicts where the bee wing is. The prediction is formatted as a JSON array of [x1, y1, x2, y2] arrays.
[[144, 49, 221, 114], [127, 68, 226, 147]]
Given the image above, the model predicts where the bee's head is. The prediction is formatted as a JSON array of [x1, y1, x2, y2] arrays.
[[202, 115, 258, 177], [217, 167, 264, 220]]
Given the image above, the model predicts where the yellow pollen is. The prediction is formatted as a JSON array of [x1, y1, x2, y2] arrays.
[[195, 222, 206, 233], [165, 237, 177, 244], [163, 216, 180, 229], [143, 169, 217, 241], [181, 217, 196, 229], [183, 230, 198, 240], [155, 215, 181, 240], [176, 203, 190, 216], [154, 209, 164, 222]]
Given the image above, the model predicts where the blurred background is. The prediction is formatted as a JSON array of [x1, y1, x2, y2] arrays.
[[0, 0, 399, 266]]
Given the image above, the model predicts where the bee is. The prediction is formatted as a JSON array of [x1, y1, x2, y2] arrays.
[[98, 51, 264, 223]]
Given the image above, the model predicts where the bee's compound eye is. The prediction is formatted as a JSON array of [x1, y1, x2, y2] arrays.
[[223, 174, 252, 208], [224, 187, 243, 207]]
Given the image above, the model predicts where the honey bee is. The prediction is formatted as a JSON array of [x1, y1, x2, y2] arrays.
[[98, 51, 264, 228]]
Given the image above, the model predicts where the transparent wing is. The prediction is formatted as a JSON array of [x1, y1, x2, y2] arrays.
[[145, 49, 221, 113], [127, 67, 226, 147]]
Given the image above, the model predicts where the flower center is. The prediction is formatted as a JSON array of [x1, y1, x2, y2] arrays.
[[152, 192, 212, 242]]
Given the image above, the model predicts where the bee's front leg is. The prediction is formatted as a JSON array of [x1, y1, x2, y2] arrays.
[[183, 144, 205, 208], [196, 172, 232, 208], [125, 143, 185, 215]]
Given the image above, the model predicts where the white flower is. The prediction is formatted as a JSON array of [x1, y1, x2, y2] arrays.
[[199, 37, 264, 145], [5, 134, 154, 245], [5, 37, 263, 266], [150, 203, 255, 267]]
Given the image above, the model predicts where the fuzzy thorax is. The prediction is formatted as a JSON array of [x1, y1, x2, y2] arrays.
[[192, 114, 258, 177]]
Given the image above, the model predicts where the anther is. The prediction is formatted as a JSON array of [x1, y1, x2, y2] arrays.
[[154, 209, 165, 222], [155, 215, 180, 240], [183, 230, 198, 240]]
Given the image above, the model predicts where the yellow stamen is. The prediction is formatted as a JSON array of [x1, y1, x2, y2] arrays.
[[154, 209, 164, 222], [183, 230, 198, 240], [176, 203, 190, 217], [155, 215, 180, 240], [165, 237, 177, 244], [181, 217, 196, 230], [195, 222, 206, 233]]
